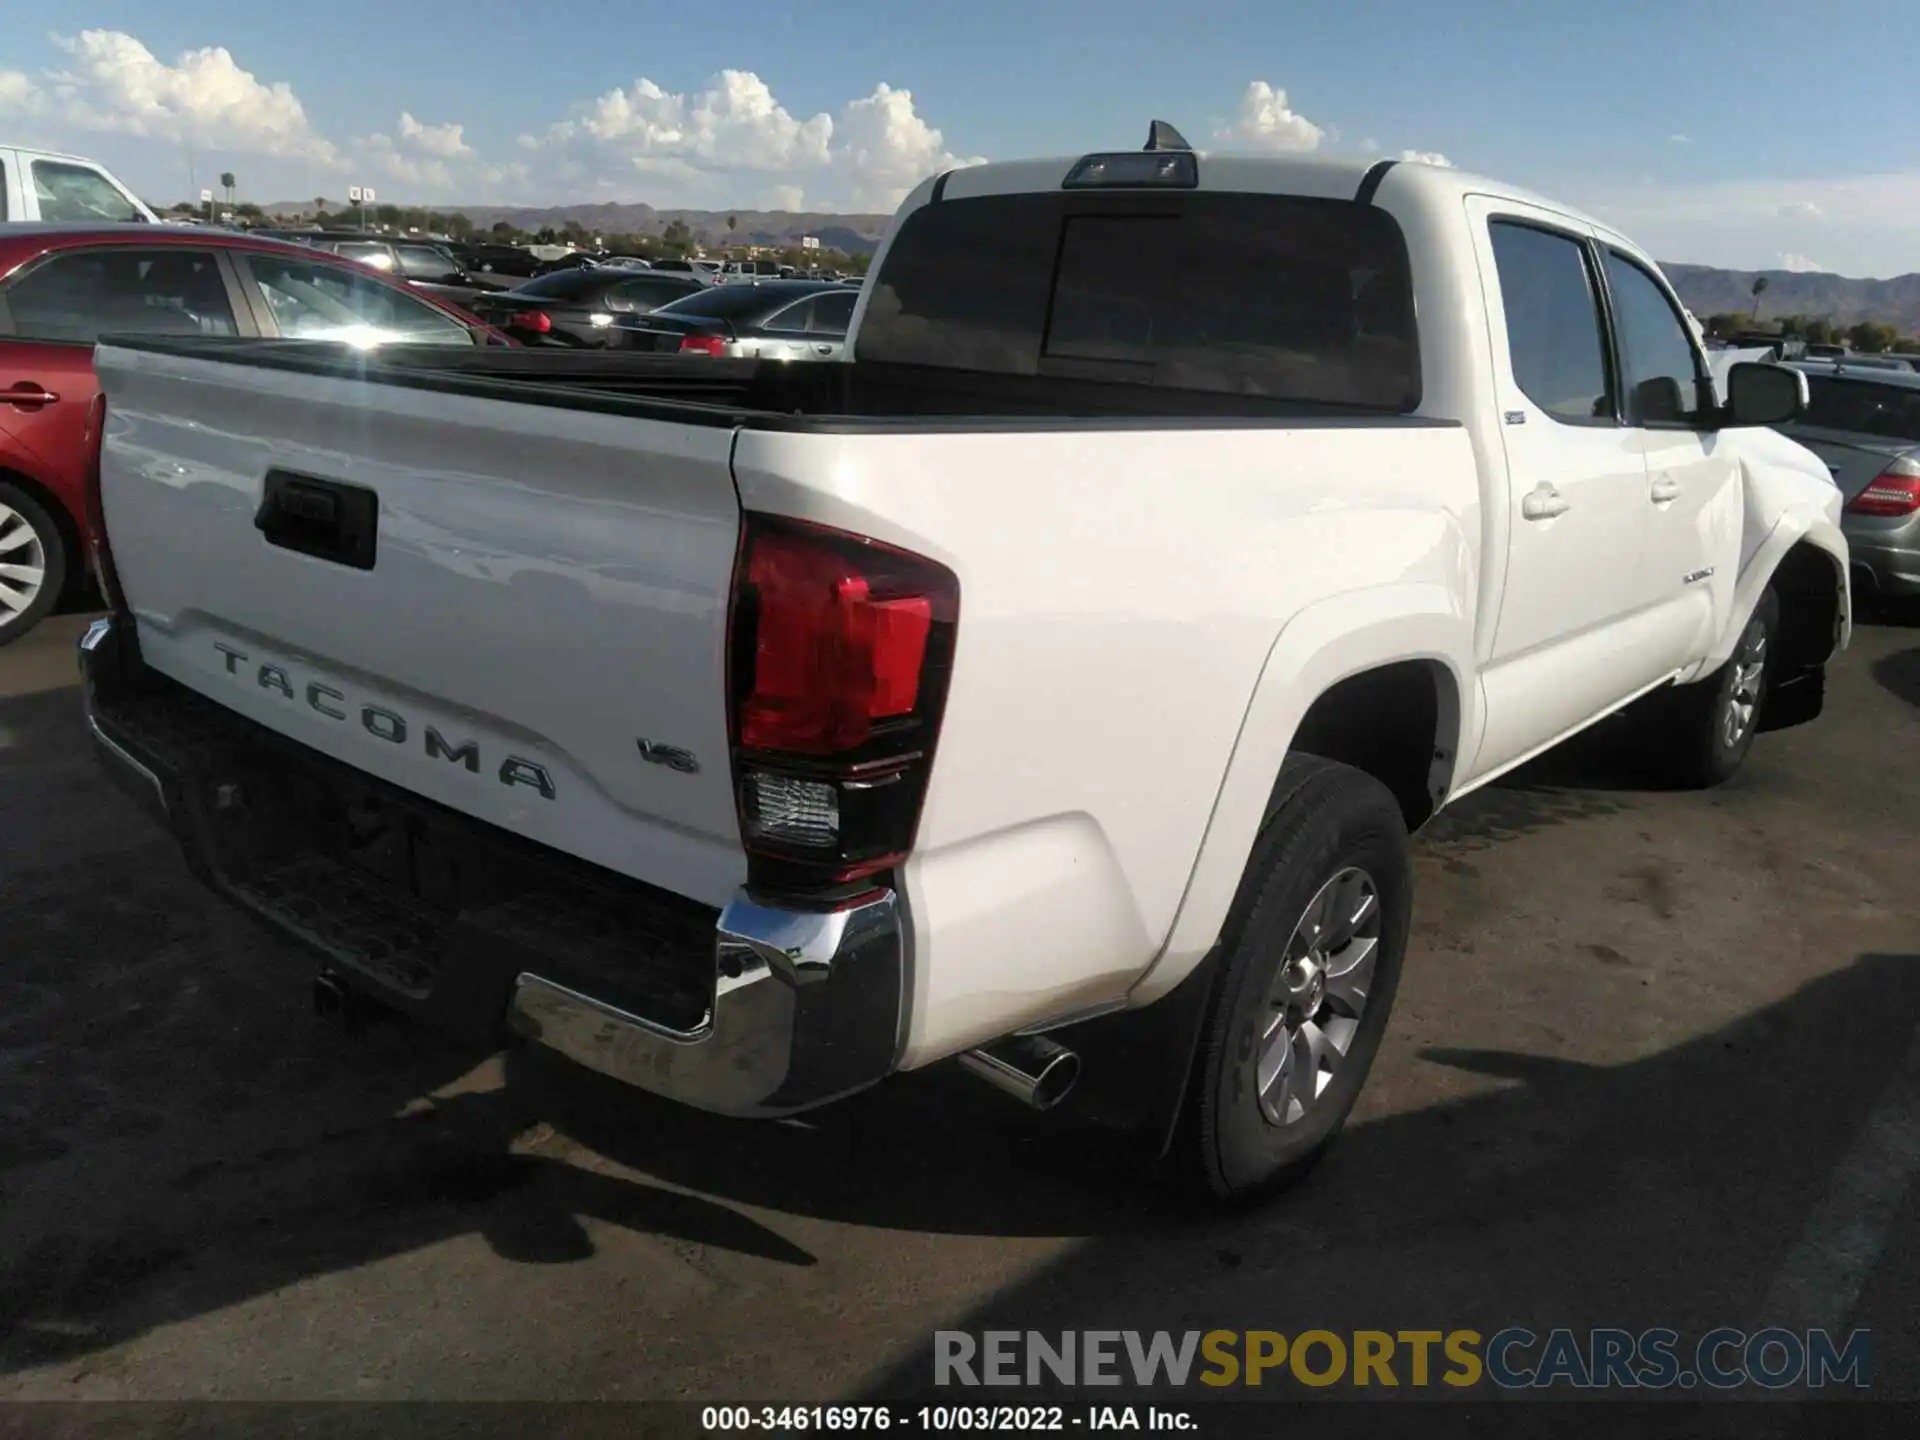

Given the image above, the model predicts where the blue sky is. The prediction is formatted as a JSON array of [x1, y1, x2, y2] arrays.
[[5, 1, 1919, 275]]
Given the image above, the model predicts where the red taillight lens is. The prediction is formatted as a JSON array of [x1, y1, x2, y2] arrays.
[[1846, 471, 1920, 517], [81, 394, 126, 612], [728, 514, 959, 898], [679, 335, 727, 357], [509, 310, 552, 333]]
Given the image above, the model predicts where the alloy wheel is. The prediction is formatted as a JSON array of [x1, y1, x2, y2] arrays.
[[0, 501, 49, 627], [1255, 866, 1381, 1127], [1723, 620, 1768, 749]]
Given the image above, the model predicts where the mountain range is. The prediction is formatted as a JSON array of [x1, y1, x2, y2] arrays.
[[268, 200, 1920, 327], [1659, 263, 1920, 334]]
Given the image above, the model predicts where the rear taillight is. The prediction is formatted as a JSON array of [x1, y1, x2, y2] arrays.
[[81, 394, 126, 612], [509, 310, 552, 334], [679, 335, 727, 357], [1847, 459, 1920, 517], [727, 514, 959, 903]]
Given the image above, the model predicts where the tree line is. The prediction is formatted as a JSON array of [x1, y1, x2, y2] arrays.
[[1703, 312, 1916, 354], [162, 197, 869, 273]]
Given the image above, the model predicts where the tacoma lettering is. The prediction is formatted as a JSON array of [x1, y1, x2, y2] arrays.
[[213, 644, 554, 799]]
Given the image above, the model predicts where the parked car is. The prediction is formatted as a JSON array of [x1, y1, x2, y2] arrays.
[[305, 236, 469, 286], [611, 279, 856, 358], [532, 251, 602, 277], [1828, 354, 1915, 372], [464, 267, 708, 346], [1780, 361, 1920, 599], [0, 223, 504, 644], [2, 146, 158, 225], [78, 131, 1848, 1208], [650, 257, 721, 280], [461, 242, 542, 278]]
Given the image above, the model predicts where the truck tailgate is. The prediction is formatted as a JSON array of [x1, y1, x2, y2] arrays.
[[94, 342, 747, 908]]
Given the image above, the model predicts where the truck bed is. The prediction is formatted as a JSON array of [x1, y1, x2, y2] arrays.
[[97, 335, 1454, 430]]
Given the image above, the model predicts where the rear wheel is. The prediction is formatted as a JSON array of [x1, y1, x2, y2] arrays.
[[0, 481, 67, 648], [1174, 756, 1413, 1207]]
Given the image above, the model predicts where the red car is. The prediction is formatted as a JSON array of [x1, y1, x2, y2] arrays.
[[0, 223, 508, 644]]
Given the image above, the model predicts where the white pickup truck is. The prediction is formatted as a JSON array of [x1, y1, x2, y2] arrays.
[[79, 126, 1850, 1205], [1, 145, 158, 224]]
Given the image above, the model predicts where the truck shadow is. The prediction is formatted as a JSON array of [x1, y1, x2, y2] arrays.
[[844, 951, 1920, 1406]]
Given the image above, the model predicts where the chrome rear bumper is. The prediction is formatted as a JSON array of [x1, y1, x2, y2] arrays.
[[79, 615, 906, 1118], [504, 887, 903, 1115]]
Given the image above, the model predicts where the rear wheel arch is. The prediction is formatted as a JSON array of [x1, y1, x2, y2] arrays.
[[1279, 657, 1462, 833], [1136, 594, 1476, 1007]]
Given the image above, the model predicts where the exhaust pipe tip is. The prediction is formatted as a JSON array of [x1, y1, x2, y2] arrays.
[[960, 1033, 1082, 1112]]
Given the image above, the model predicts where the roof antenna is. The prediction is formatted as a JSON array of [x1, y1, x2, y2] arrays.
[[1144, 120, 1192, 152]]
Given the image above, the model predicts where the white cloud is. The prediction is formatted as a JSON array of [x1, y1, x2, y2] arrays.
[[1214, 81, 1326, 153], [828, 83, 985, 210], [0, 69, 41, 113], [538, 69, 832, 171], [1778, 252, 1826, 273], [524, 72, 979, 210], [397, 112, 470, 158], [1779, 200, 1822, 219], [1668, 133, 1690, 145], [31, 29, 333, 160], [1400, 149, 1454, 167], [0, 32, 984, 213], [1360, 136, 1379, 153]]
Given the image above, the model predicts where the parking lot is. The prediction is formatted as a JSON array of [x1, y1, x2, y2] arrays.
[[2, 605, 1917, 1413]]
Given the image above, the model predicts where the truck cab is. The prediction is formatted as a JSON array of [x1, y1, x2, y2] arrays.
[[1, 147, 158, 225]]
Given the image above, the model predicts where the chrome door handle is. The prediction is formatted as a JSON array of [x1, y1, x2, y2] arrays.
[[3, 383, 59, 409], [1650, 477, 1681, 503], [1521, 484, 1569, 520], [813, 344, 833, 355]]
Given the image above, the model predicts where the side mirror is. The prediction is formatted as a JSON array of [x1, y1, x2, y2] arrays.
[[1723, 362, 1807, 427]]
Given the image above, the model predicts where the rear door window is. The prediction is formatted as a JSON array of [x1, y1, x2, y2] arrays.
[[1487, 221, 1614, 424], [855, 190, 1420, 410], [808, 289, 857, 337], [241, 253, 476, 346], [394, 245, 458, 280], [3, 249, 238, 343]]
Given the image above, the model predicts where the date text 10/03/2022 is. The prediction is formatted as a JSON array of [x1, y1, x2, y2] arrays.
[[702, 1408, 1193, 1431]]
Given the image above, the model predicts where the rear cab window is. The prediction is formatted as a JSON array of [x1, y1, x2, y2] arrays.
[[855, 189, 1421, 411]]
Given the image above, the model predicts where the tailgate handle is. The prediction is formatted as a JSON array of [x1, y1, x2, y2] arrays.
[[254, 471, 379, 571]]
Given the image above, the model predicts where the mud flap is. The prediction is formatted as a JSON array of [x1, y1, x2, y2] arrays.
[[1050, 946, 1224, 1157]]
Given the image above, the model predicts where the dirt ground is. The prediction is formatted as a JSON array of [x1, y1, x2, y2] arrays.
[[2, 607, 1917, 1431]]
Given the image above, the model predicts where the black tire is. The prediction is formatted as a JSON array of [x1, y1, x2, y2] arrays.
[[1661, 587, 1778, 789], [1173, 755, 1413, 1208], [0, 480, 67, 649]]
